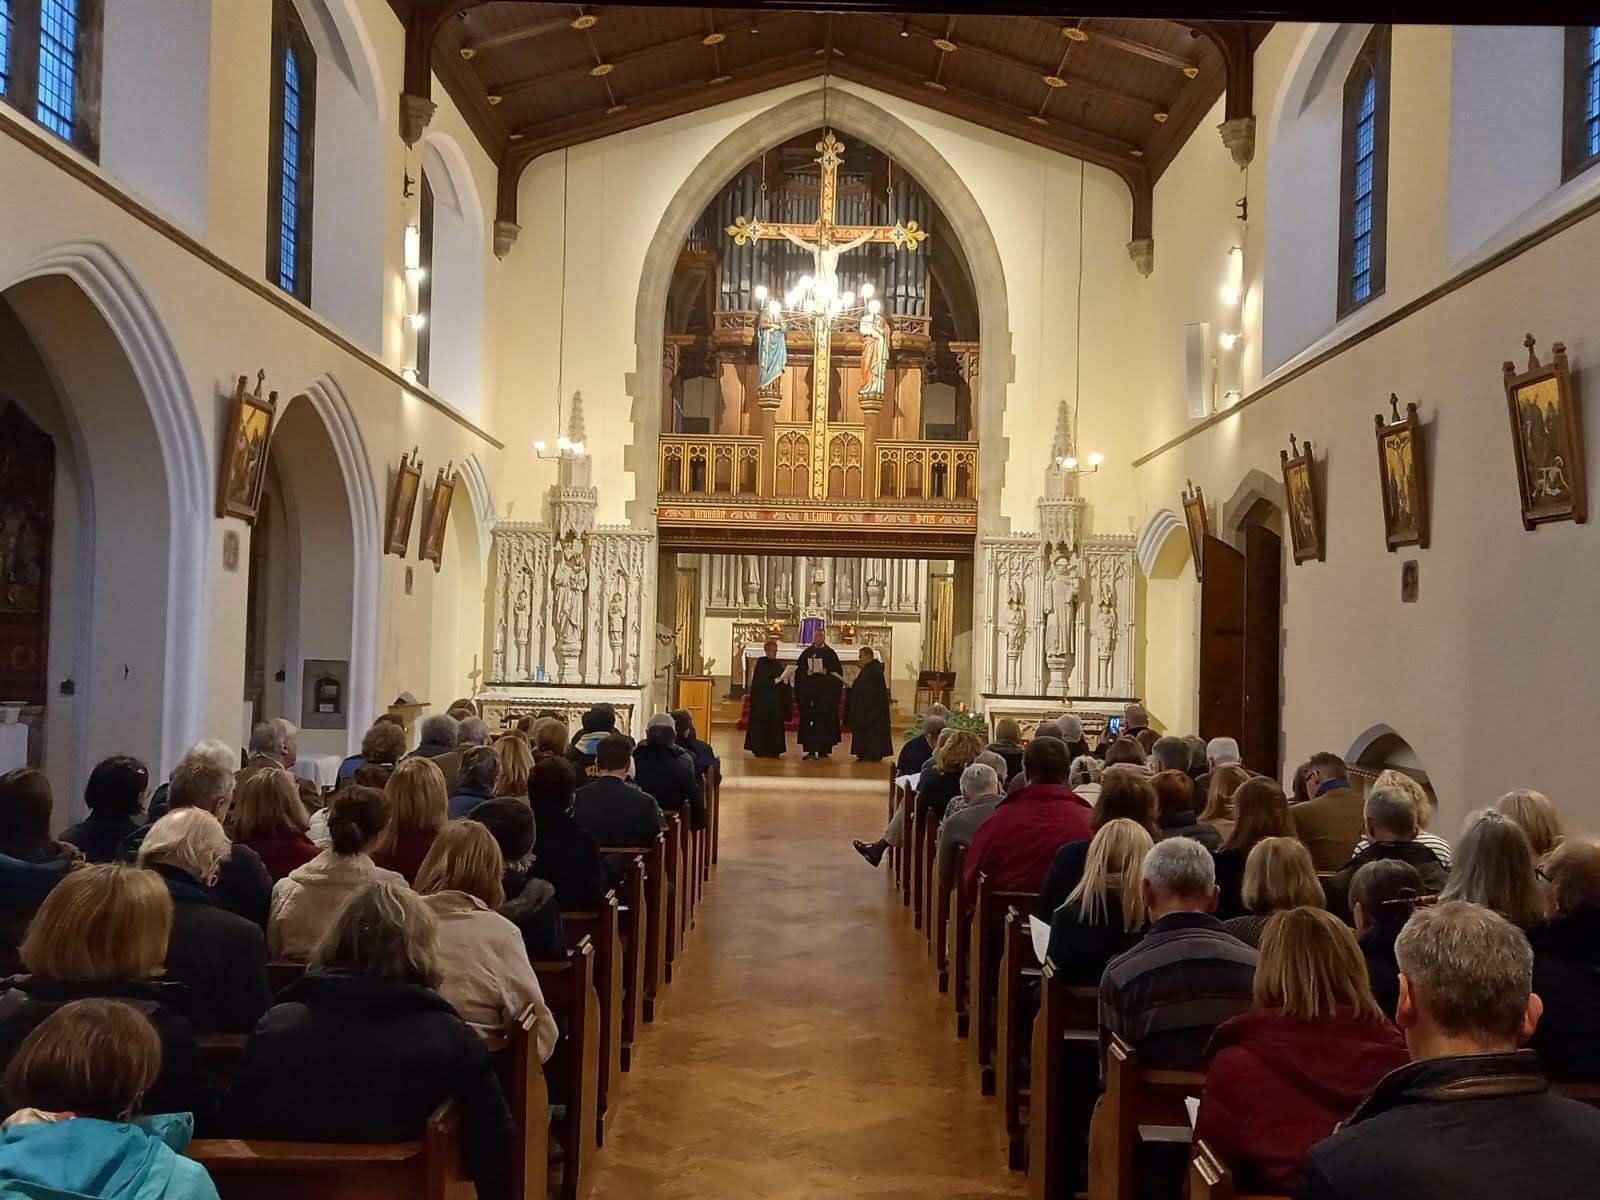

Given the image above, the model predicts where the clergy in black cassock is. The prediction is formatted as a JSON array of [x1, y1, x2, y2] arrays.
[[795, 630, 844, 760], [846, 647, 893, 762], [744, 639, 792, 758]]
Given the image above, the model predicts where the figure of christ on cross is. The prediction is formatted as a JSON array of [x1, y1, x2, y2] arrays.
[[726, 131, 929, 499]]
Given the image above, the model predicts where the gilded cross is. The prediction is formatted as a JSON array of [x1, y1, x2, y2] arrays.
[[726, 131, 928, 498]]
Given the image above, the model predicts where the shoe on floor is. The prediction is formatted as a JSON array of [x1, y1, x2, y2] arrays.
[[853, 839, 887, 868]]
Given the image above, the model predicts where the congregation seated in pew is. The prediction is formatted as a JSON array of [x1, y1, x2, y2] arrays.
[[448, 744, 502, 820], [336, 712, 407, 785], [374, 758, 450, 884], [0, 864, 214, 1128], [1323, 784, 1449, 921], [1193, 907, 1407, 1194], [415, 819, 558, 1054], [1036, 767, 1159, 920], [1347, 769, 1452, 868], [226, 879, 516, 1200], [852, 725, 983, 868], [1349, 858, 1429, 1021], [1527, 837, 1600, 1082], [633, 714, 705, 832], [1438, 808, 1545, 929], [60, 755, 150, 864], [269, 785, 405, 961], [1290, 753, 1364, 873], [1043, 817, 1151, 986], [137, 808, 273, 1035], [527, 756, 610, 911], [227, 766, 319, 881], [934, 763, 1003, 890], [0, 768, 81, 971], [1214, 778, 1297, 919], [0, 998, 220, 1200], [470, 795, 570, 963], [574, 734, 667, 864], [963, 737, 1093, 900]]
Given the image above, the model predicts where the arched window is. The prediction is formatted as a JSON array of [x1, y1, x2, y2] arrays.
[[414, 171, 435, 385], [0, 0, 102, 155], [268, 0, 316, 302], [1564, 26, 1600, 181], [1338, 25, 1390, 318]]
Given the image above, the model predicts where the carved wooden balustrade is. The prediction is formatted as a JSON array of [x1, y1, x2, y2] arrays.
[[657, 436, 763, 498]]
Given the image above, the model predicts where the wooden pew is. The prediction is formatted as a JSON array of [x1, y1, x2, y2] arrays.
[[491, 1001, 555, 1200], [1101, 1035, 1206, 1200], [1189, 1140, 1291, 1200], [1555, 1080, 1600, 1108], [933, 832, 953, 993], [601, 832, 668, 1021], [952, 845, 971, 1038], [608, 854, 647, 1070], [190, 1099, 473, 1200], [887, 763, 901, 880], [267, 960, 307, 994], [919, 801, 939, 945], [535, 938, 601, 1200], [968, 874, 1040, 1095], [901, 785, 917, 911], [911, 794, 927, 930], [997, 905, 1040, 1169], [662, 813, 688, 982], [561, 891, 624, 1145], [707, 769, 721, 870], [1027, 972, 1102, 1200]]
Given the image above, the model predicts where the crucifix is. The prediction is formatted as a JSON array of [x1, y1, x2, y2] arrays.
[[726, 131, 928, 499]]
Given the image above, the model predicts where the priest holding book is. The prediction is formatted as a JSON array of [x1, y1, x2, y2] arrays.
[[795, 627, 844, 761]]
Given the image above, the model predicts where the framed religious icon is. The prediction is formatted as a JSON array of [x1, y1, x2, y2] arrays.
[[418, 462, 457, 572], [1280, 434, 1324, 564], [216, 372, 277, 522], [385, 448, 423, 557], [1503, 334, 1585, 530], [1181, 479, 1210, 580], [1374, 395, 1430, 552]]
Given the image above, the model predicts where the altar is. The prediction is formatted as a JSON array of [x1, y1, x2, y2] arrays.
[[476, 684, 649, 738], [981, 694, 1142, 746], [740, 642, 870, 691]]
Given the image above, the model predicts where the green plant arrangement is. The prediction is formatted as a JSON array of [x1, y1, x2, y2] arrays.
[[904, 701, 986, 740]]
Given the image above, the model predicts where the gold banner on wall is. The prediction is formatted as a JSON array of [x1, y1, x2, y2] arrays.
[[675, 568, 700, 673], [928, 573, 955, 672]]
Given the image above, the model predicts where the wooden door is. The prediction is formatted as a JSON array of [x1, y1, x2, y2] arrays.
[[1197, 535, 1245, 744], [1241, 524, 1283, 776]]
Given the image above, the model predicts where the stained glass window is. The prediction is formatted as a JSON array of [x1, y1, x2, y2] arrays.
[[1338, 26, 1389, 318], [35, 0, 77, 139], [278, 47, 303, 293], [268, 1, 315, 302], [1, 0, 13, 97], [1349, 72, 1377, 306], [1585, 26, 1600, 160]]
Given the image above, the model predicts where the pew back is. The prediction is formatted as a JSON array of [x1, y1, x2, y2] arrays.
[[1102, 1035, 1205, 1200]]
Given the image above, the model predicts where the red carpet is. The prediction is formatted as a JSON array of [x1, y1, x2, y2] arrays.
[[736, 692, 847, 731]]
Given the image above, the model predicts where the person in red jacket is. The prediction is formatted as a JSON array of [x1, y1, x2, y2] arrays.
[[962, 737, 1092, 902], [1194, 906, 1407, 1193]]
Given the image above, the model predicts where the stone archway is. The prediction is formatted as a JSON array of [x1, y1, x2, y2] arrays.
[[1220, 467, 1286, 535], [626, 86, 1017, 685]]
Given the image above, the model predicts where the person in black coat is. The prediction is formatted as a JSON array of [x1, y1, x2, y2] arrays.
[[1348, 858, 1426, 1021], [846, 648, 894, 762], [119, 757, 273, 929], [1528, 839, 1600, 1082], [744, 641, 791, 759], [0, 863, 213, 1128], [0, 769, 82, 973], [573, 734, 666, 853], [794, 630, 844, 760], [135, 809, 272, 1035], [524, 758, 608, 912], [1298, 899, 1600, 1200], [225, 879, 514, 1200], [469, 796, 569, 964], [60, 755, 150, 864], [632, 716, 705, 831], [671, 710, 720, 783]]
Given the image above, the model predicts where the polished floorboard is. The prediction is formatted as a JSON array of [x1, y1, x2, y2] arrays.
[[587, 727, 1023, 1198]]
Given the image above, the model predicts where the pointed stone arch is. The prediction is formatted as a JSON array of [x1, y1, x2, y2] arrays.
[[1220, 467, 1286, 534], [1137, 508, 1187, 576]]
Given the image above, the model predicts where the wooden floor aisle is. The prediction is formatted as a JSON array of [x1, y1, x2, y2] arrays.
[[588, 732, 1025, 1198]]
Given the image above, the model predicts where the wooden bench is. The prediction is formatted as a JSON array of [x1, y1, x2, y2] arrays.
[[189, 1099, 474, 1200], [887, 763, 901, 880], [534, 938, 601, 1200], [705, 769, 721, 872], [606, 854, 647, 1070], [490, 1001, 556, 1200], [601, 832, 669, 1021], [952, 845, 971, 1038], [919, 799, 940, 948], [1188, 1140, 1291, 1200], [1555, 1080, 1600, 1108], [662, 812, 688, 982], [561, 891, 624, 1145], [933, 835, 954, 994], [997, 904, 1041, 1170], [901, 783, 917, 911], [267, 960, 307, 994], [1101, 1035, 1206, 1200], [1027, 972, 1101, 1199], [968, 875, 1040, 1095]]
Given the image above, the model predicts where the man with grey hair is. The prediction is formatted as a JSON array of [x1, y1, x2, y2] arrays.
[[405, 711, 463, 793], [1325, 785, 1449, 920], [457, 716, 491, 748], [1099, 838, 1257, 1070], [897, 704, 949, 777], [633, 713, 705, 829], [935, 763, 1003, 888], [1056, 713, 1089, 758], [1205, 736, 1241, 771], [1149, 735, 1191, 774], [239, 717, 324, 811], [1299, 901, 1600, 1200]]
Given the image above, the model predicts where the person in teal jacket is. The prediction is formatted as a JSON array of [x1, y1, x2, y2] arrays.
[[0, 998, 218, 1200]]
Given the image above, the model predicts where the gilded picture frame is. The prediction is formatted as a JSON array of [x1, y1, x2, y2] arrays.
[[1504, 334, 1585, 531], [217, 372, 277, 523], [1181, 479, 1210, 581], [418, 463, 457, 572], [1374, 395, 1429, 553], [385, 448, 423, 557], [1280, 434, 1324, 564]]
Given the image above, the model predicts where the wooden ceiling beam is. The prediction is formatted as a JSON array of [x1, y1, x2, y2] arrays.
[[460, 9, 598, 60], [401, 0, 487, 145], [855, 14, 1173, 116], [1044, 18, 1200, 75]]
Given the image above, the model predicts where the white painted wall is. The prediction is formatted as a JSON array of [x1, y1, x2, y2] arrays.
[[420, 137, 487, 418]]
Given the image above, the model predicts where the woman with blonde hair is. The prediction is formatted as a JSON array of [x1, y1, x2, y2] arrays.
[[852, 729, 984, 867], [374, 757, 449, 883], [1223, 837, 1325, 948], [1440, 808, 1544, 927], [493, 734, 534, 799], [228, 881, 515, 1200], [1214, 777, 1296, 918], [531, 717, 570, 762], [1195, 907, 1406, 1192], [415, 822, 557, 1056], [1348, 770, 1452, 868], [229, 767, 318, 881], [269, 786, 406, 962], [1044, 818, 1151, 984], [139, 809, 272, 1034], [1493, 788, 1564, 859], [1198, 762, 1251, 844], [0, 864, 212, 1125]]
